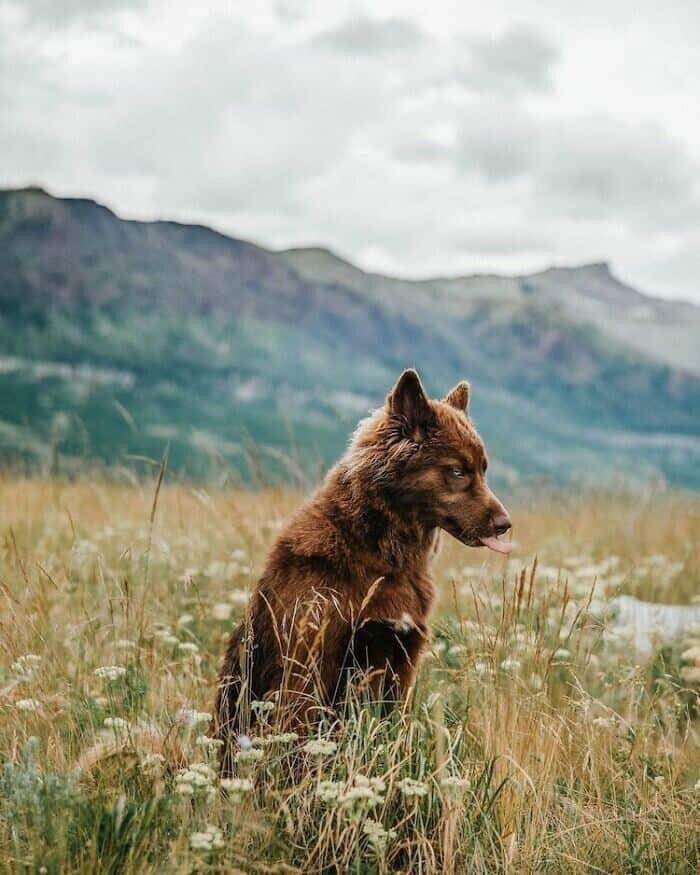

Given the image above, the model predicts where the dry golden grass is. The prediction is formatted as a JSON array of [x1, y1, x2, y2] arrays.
[[0, 476, 698, 873]]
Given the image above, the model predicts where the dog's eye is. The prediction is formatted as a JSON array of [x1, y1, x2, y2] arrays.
[[451, 467, 464, 477]]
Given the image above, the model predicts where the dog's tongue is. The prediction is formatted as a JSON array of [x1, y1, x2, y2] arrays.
[[479, 536, 513, 555]]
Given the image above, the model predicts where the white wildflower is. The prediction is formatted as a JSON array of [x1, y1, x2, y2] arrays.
[[190, 824, 224, 852], [94, 665, 127, 681], [177, 613, 194, 627], [681, 645, 700, 666], [440, 775, 471, 801], [177, 641, 199, 655], [221, 777, 253, 801], [397, 777, 428, 798], [15, 698, 42, 712], [196, 734, 224, 749], [316, 779, 343, 802], [175, 708, 211, 727], [363, 818, 396, 852], [11, 654, 41, 679], [251, 699, 275, 716], [303, 738, 338, 756], [141, 753, 166, 777], [211, 602, 233, 621], [500, 657, 521, 672], [235, 747, 264, 764], [264, 732, 299, 745], [228, 590, 250, 605]]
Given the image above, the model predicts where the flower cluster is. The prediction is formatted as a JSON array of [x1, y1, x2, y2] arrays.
[[397, 777, 428, 798], [189, 824, 224, 852], [363, 818, 396, 853], [94, 665, 127, 681], [221, 777, 253, 802], [11, 654, 41, 680], [302, 738, 337, 756], [175, 763, 216, 799]]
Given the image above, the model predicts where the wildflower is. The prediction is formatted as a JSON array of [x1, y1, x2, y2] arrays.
[[141, 753, 166, 777], [177, 613, 194, 627], [196, 734, 224, 749], [652, 775, 666, 787], [472, 660, 489, 676], [104, 717, 130, 731], [680, 666, 700, 685], [177, 641, 199, 655], [338, 775, 385, 810], [221, 777, 253, 801], [211, 602, 233, 621], [231, 548, 248, 562], [11, 654, 41, 679], [114, 639, 136, 650], [235, 747, 264, 764], [363, 818, 396, 852], [448, 644, 466, 656], [175, 763, 216, 798], [397, 777, 428, 798], [251, 699, 275, 716], [94, 665, 127, 681], [154, 628, 179, 646], [176, 708, 211, 727], [264, 732, 299, 745], [189, 824, 224, 852], [440, 775, 471, 801], [553, 648, 571, 661], [15, 698, 41, 712], [228, 590, 250, 605], [500, 657, 521, 672], [681, 645, 700, 666], [316, 779, 343, 802], [591, 716, 617, 728], [303, 738, 337, 756], [694, 778, 700, 793]]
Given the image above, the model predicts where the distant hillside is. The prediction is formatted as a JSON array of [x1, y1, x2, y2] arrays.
[[1, 186, 699, 487]]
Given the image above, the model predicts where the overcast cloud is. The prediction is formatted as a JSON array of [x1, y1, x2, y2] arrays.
[[1, 0, 699, 301]]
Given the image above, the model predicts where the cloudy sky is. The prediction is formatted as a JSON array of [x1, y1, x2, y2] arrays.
[[2, 0, 700, 301]]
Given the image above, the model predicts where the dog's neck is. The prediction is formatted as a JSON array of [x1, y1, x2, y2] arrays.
[[322, 464, 436, 575]]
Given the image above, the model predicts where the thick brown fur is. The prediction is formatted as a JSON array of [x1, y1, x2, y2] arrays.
[[212, 370, 510, 774]]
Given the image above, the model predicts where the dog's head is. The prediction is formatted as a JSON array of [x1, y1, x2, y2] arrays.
[[348, 369, 512, 554]]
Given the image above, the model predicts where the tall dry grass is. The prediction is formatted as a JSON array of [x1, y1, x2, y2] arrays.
[[0, 476, 698, 872]]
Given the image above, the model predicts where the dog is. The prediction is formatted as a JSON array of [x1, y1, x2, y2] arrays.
[[212, 369, 511, 772]]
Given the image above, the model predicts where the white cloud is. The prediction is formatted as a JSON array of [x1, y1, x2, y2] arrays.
[[0, 0, 699, 302]]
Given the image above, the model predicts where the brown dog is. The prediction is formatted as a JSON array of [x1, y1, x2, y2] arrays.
[[212, 370, 511, 771]]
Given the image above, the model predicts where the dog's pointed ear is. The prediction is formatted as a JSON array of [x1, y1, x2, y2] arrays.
[[444, 380, 470, 413], [387, 369, 432, 435]]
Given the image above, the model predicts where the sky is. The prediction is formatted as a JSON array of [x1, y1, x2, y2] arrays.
[[1, 0, 700, 302]]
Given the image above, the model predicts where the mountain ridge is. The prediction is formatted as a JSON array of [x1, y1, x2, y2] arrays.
[[0, 186, 698, 486]]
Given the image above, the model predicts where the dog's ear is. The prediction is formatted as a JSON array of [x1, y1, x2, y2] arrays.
[[387, 369, 432, 435], [444, 380, 470, 413]]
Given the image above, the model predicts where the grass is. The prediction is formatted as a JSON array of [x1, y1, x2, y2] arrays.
[[0, 476, 698, 872]]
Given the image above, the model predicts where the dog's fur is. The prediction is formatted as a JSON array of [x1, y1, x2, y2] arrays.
[[212, 370, 510, 772]]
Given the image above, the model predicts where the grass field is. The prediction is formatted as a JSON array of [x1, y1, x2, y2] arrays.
[[0, 477, 698, 873]]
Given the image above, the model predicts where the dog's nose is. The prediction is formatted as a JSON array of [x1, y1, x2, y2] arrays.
[[492, 513, 511, 536]]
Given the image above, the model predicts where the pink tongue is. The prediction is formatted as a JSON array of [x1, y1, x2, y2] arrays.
[[479, 536, 513, 555]]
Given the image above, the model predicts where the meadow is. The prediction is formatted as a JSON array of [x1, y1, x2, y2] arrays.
[[0, 476, 698, 873]]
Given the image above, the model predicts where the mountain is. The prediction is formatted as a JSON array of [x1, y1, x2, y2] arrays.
[[1, 186, 699, 488]]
